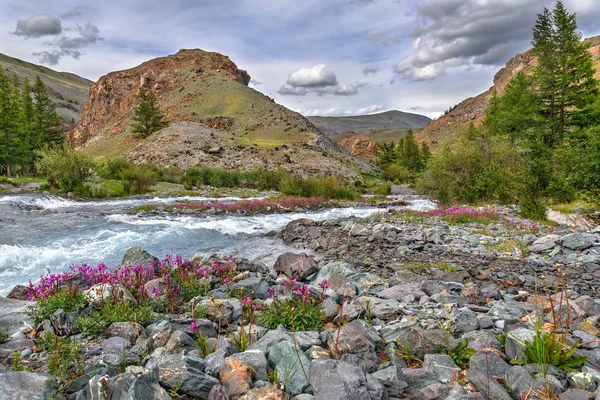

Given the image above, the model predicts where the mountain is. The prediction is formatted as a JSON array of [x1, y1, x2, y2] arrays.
[[306, 110, 431, 137], [68, 49, 373, 179], [0, 53, 93, 126], [417, 35, 600, 147]]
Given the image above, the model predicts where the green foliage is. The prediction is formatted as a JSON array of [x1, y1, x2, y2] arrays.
[[0, 328, 9, 344], [131, 89, 168, 138], [45, 335, 85, 390], [260, 297, 325, 331], [373, 182, 391, 196], [279, 174, 357, 200], [10, 351, 25, 371], [518, 198, 548, 221], [417, 127, 531, 203], [442, 338, 476, 367], [74, 301, 154, 337], [382, 164, 411, 184], [120, 164, 158, 194], [393, 339, 423, 366], [377, 129, 430, 176], [514, 326, 587, 372], [35, 146, 93, 193], [29, 287, 86, 323]]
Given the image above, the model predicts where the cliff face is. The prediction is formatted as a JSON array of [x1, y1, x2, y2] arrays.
[[340, 134, 378, 161], [67, 49, 374, 179], [68, 49, 250, 147], [418, 35, 600, 147]]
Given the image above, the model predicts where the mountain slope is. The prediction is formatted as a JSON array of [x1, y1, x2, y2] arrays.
[[418, 35, 600, 147], [0, 53, 93, 124], [68, 49, 374, 179], [307, 110, 431, 136]]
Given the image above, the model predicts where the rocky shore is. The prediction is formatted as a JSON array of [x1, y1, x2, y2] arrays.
[[0, 205, 599, 400]]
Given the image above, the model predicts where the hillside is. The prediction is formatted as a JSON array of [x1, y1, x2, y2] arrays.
[[68, 49, 374, 179], [307, 110, 431, 136], [418, 35, 600, 147], [0, 53, 93, 125]]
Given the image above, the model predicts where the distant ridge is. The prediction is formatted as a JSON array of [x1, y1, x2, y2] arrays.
[[306, 110, 431, 136]]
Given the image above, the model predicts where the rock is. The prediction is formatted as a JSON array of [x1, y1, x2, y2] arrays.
[[220, 357, 255, 399], [6, 285, 29, 301], [197, 298, 239, 323], [310, 261, 386, 295], [310, 359, 372, 400], [467, 369, 512, 400], [451, 308, 479, 335], [208, 384, 231, 400], [528, 235, 560, 253], [370, 365, 408, 397], [84, 284, 137, 305], [165, 330, 198, 353], [0, 372, 57, 400], [205, 340, 239, 376], [377, 284, 426, 301], [506, 366, 542, 400], [0, 339, 35, 359], [268, 341, 310, 395], [559, 389, 593, 400], [50, 308, 79, 336], [568, 372, 597, 391], [462, 330, 502, 352], [418, 382, 470, 400], [231, 277, 271, 300], [145, 320, 173, 349], [386, 327, 449, 359], [121, 247, 159, 271], [106, 322, 146, 343], [353, 296, 402, 319], [273, 252, 318, 281], [86, 367, 171, 400], [0, 298, 34, 336], [143, 278, 170, 301], [422, 354, 461, 383], [505, 328, 536, 361], [561, 233, 597, 251], [230, 350, 268, 381], [469, 351, 511, 379], [349, 223, 370, 237], [239, 384, 286, 400], [326, 320, 381, 373]]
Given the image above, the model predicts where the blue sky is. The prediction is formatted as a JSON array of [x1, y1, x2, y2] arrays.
[[1, 0, 599, 118]]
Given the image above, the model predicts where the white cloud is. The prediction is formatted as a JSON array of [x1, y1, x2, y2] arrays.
[[11, 15, 62, 38], [287, 64, 338, 87], [297, 104, 384, 116]]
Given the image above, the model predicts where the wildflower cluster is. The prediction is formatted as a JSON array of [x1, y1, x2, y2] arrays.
[[424, 205, 500, 225], [259, 278, 328, 331]]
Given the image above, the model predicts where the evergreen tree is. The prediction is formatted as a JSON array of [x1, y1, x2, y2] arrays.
[[131, 89, 167, 138], [399, 129, 425, 173], [0, 70, 20, 177], [32, 75, 62, 146], [19, 77, 36, 173], [532, 1, 598, 143]]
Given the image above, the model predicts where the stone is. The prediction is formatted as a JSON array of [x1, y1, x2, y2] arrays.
[[165, 330, 198, 353], [306, 345, 330, 361], [310, 261, 386, 295], [505, 328, 536, 360], [309, 359, 372, 400], [231, 277, 271, 300], [568, 372, 597, 391], [559, 389, 593, 400], [377, 283, 426, 301], [86, 367, 171, 400], [370, 365, 408, 397], [6, 285, 29, 301], [268, 341, 311, 395], [349, 223, 370, 237], [208, 384, 231, 400], [506, 366, 541, 400], [462, 330, 502, 352], [353, 296, 402, 319], [239, 384, 286, 400], [0, 371, 57, 400], [0, 298, 34, 336], [197, 298, 240, 323], [326, 320, 381, 373], [451, 308, 479, 335], [418, 382, 470, 400], [481, 285, 501, 301], [230, 350, 268, 381], [273, 252, 318, 281], [469, 351, 511, 379], [467, 369, 512, 400], [422, 354, 461, 383], [0, 339, 35, 359], [106, 322, 146, 343], [145, 320, 173, 349], [205, 339, 239, 376], [121, 247, 159, 271], [220, 357, 255, 399], [561, 233, 597, 251], [50, 308, 79, 336], [84, 284, 137, 305], [528, 235, 560, 253], [386, 327, 449, 359]]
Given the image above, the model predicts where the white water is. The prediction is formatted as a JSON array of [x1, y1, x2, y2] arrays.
[[0, 194, 436, 295]]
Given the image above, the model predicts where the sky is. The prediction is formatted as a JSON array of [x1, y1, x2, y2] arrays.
[[1, 1, 600, 119]]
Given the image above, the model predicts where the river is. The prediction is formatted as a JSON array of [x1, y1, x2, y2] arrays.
[[0, 194, 436, 295]]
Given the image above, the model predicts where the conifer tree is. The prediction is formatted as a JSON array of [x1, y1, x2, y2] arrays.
[[32, 75, 62, 146], [0, 70, 20, 177], [131, 89, 167, 138]]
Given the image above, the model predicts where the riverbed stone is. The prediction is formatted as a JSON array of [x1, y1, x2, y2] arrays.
[[122, 247, 160, 271], [0, 371, 57, 400], [107, 322, 146, 343], [309, 359, 372, 400], [423, 354, 461, 383], [0, 298, 34, 336], [467, 369, 512, 400], [387, 327, 449, 359], [273, 252, 318, 281], [506, 366, 542, 400], [561, 233, 597, 251], [230, 350, 268, 381], [268, 340, 311, 395], [505, 328, 536, 360], [326, 319, 381, 373], [220, 357, 255, 398], [377, 283, 426, 301]]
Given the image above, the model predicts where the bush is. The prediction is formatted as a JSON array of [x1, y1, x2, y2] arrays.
[[373, 183, 392, 196], [260, 297, 325, 331], [382, 164, 411, 183], [75, 301, 154, 337], [158, 166, 184, 184], [518, 198, 547, 221], [120, 164, 158, 194], [279, 174, 357, 200], [103, 158, 133, 179], [416, 129, 531, 204], [35, 146, 93, 193], [29, 287, 86, 323]]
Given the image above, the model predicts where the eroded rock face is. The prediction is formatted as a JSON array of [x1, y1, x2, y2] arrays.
[[339, 134, 378, 161]]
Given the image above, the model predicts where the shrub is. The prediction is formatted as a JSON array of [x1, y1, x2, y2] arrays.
[[260, 282, 327, 331], [373, 183, 392, 196], [103, 158, 133, 179], [382, 164, 411, 183], [29, 287, 86, 323], [0, 329, 9, 344], [45, 335, 84, 390], [74, 301, 154, 337], [279, 174, 357, 200], [35, 146, 93, 193], [120, 164, 158, 194], [158, 166, 184, 184], [518, 198, 547, 221], [515, 326, 587, 372]]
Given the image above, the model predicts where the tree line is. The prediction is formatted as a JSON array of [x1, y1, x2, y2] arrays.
[[0, 70, 62, 177]]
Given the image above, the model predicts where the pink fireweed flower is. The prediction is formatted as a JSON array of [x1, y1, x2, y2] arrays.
[[268, 287, 275, 297], [252, 304, 263, 311], [284, 278, 298, 288], [190, 320, 198, 331], [151, 288, 162, 296], [318, 279, 331, 290]]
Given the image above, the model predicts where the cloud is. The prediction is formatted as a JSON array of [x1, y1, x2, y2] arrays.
[[297, 104, 385, 116], [278, 85, 308, 96], [287, 64, 338, 87], [61, 6, 85, 20], [279, 82, 367, 97], [11, 15, 62, 38], [250, 79, 262, 86], [32, 23, 103, 65], [362, 66, 379, 76]]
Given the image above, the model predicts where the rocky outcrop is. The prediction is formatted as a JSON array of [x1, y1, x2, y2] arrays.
[[418, 35, 600, 147], [339, 134, 378, 161]]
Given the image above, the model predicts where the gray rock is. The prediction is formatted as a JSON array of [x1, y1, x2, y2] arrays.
[[86, 367, 170, 400], [310, 261, 386, 295], [451, 308, 479, 335], [268, 341, 311, 395], [145, 320, 173, 350], [107, 322, 146, 343], [50, 308, 79, 336], [559, 389, 593, 400], [247, 327, 291, 356], [469, 351, 511, 379], [568, 372, 597, 391], [165, 330, 198, 353], [353, 296, 402, 319], [326, 320, 381, 373], [231, 277, 271, 300], [350, 223, 370, 237], [273, 252, 318, 281], [418, 382, 470, 400], [208, 384, 231, 400], [506, 366, 541, 400], [462, 330, 502, 352], [84, 284, 137, 305], [310, 359, 371, 400], [0, 339, 35, 359], [204, 340, 239, 376], [505, 328, 536, 361], [488, 300, 527, 320], [529, 235, 560, 253], [423, 354, 461, 383], [467, 369, 512, 400], [0, 371, 57, 400], [387, 327, 449, 359], [377, 284, 426, 301], [121, 247, 159, 271], [370, 365, 408, 397], [230, 350, 268, 381], [561, 233, 597, 251]]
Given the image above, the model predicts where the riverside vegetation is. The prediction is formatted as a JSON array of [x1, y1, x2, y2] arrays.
[[1, 204, 600, 399]]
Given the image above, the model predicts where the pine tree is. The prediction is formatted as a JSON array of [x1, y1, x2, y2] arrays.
[[532, 1, 598, 143], [32, 75, 62, 146], [400, 129, 426, 173], [19, 77, 36, 173], [131, 89, 167, 138], [0, 70, 20, 177]]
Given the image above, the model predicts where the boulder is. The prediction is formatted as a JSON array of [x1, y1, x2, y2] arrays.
[[220, 357, 255, 399], [467, 369, 512, 400], [560, 233, 597, 251], [121, 247, 159, 270], [268, 341, 311, 395], [310, 261, 386, 296], [86, 366, 170, 400], [239, 384, 286, 400], [84, 284, 137, 305], [107, 322, 146, 343], [0, 298, 34, 336], [385, 327, 449, 359], [326, 320, 381, 373], [309, 359, 372, 400], [0, 371, 57, 400], [505, 328, 536, 360], [422, 354, 461, 383], [273, 252, 318, 281], [377, 284, 426, 301], [230, 350, 268, 381]]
